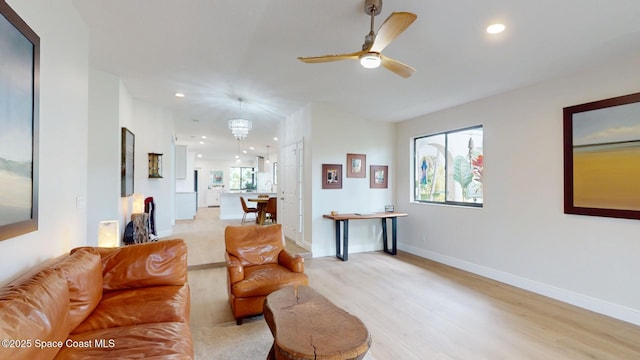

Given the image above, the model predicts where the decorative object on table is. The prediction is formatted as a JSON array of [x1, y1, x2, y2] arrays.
[[563, 92, 640, 220], [0, 2, 40, 241], [297, 0, 417, 78], [98, 220, 119, 247], [228, 97, 252, 140], [346, 153, 366, 178], [330, 210, 338, 216], [121, 127, 135, 197], [148, 152, 163, 178], [130, 193, 149, 243], [385, 205, 395, 212], [370, 165, 388, 188], [322, 164, 343, 189]]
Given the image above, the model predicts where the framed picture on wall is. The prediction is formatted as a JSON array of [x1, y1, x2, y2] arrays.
[[0, 2, 40, 241], [121, 127, 135, 197], [370, 165, 388, 189], [346, 153, 366, 178], [322, 164, 342, 189], [563, 92, 640, 220]]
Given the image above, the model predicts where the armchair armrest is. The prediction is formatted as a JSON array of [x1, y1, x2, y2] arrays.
[[225, 252, 245, 284], [278, 250, 305, 273]]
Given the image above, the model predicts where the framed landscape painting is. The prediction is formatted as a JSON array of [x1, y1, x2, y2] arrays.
[[563, 92, 640, 220], [0, 2, 40, 241]]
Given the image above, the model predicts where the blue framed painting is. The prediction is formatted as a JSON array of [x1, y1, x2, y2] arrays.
[[0, 2, 40, 241]]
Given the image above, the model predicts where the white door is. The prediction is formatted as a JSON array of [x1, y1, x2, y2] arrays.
[[280, 141, 303, 246]]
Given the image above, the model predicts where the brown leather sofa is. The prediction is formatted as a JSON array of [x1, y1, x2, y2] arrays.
[[225, 224, 308, 324], [0, 239, 193, 359]]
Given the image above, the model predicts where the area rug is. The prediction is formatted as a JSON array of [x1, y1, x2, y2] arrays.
[[192, 317, 375, 360]]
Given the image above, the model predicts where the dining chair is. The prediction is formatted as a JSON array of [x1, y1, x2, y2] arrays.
[[265, 197, 277, 224], [240, 196, 258, 224]]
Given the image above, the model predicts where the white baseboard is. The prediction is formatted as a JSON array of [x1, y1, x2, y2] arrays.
[[400, 244, 640, 327]]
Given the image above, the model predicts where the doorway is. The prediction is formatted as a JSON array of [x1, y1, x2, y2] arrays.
[[280, 141, 305, 249]]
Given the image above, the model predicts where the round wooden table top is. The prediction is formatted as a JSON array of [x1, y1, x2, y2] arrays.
[[264, 286, 371, 360]]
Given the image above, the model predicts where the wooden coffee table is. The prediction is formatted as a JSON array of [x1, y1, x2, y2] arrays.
[[264, 286, 371, 360]]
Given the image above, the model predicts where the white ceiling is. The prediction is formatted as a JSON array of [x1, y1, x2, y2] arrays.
[[72, 0, 640, 162]]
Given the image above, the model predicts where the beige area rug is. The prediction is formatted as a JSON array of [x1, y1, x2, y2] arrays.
[[170, 207, 238, 266], [169, 207, 310, 267], [192, 317, 375, 360]]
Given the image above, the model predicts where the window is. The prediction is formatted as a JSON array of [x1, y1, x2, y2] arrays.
[[414, 125, 483, 206], [229, 167, 256, 191]]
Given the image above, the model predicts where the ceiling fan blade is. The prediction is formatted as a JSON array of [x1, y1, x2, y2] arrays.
[[380, 55, 415, 78], [369, 12, 417, 53], [298, 50, 366, 63]]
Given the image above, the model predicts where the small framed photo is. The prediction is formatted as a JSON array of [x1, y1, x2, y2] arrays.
[[346, 153, 366, 178], [322, 164, 342, 189], [370, 165, 388, 189]]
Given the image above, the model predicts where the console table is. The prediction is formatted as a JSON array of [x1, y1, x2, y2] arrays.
[[323, 212, 408, 261]]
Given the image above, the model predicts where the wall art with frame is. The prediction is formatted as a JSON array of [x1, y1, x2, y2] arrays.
[[322, 164, 342, 189], [346, 153, 366, 178], [563, 92, 640, 220], [0, 2, 40, 241], [370, 165, 388, 189], [121, 127, 135, 197]]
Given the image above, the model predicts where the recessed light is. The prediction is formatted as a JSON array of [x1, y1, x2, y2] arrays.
[[242, 150, 247, 154], [199, 141, 204, 144], [273, 137, 278, 141], [175, 93, 185, 98], [486, 23, 505, 34], [201, 135, 207, 139], [197, 154, 202, 158], [249, 146, 255, 150]]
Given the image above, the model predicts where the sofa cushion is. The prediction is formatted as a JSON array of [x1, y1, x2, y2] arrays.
[[53, 248, 103, 331], [72, 284, 190, 334], [0, 269, 71, 360], [232, 264, 309, 298], [74, 239, 187, 291], [56, 322, 193, 359]]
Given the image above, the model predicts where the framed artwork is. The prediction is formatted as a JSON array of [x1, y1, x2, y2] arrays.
[[370, 165, 388, 189], [210, 170, 224, 186], [346, 153, 366, 178], [0, 2, 40, 241], [322, 164, 342, 189], [563, 92, 640, 220], [121, 127, 135, 197]]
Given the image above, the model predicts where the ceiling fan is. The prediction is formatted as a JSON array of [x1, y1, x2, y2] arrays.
[[298, 0, 417, 78]]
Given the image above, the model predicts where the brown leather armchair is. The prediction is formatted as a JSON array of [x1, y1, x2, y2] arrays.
[[224, 224, 308, 324]]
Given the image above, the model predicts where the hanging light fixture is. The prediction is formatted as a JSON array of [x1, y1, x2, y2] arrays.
[[228, 98, 252, 140], [265, 145, 270, 164]]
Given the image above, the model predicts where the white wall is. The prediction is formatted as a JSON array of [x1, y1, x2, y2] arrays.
[[310, 104, 395, 257], [123, 99, 176, 238], [395, 55, 640, 325], [87, 69, 120, 245], [1, 0, 89, 284]]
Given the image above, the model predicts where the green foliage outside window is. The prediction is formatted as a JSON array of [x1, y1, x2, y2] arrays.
[[414, 126, 483, 206]]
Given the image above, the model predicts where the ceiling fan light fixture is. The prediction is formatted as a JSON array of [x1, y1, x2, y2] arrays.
[[359, 53, 381, 69]]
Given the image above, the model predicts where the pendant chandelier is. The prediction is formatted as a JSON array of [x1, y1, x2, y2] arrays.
[[228, 98, 252, 140]]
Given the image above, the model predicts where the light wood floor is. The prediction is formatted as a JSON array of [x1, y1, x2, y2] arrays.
[[183, 208, 640, 359]]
